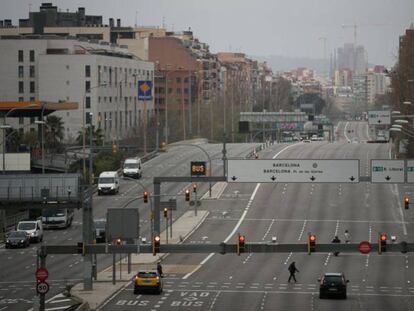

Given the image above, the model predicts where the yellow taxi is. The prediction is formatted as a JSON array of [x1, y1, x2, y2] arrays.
[[133, 270, 163, 294]]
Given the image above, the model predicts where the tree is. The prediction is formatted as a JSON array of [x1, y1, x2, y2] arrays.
[[22, 131, 39, 150], [45, 115, 64, 153], [76, 125, 104, 147], [5, 128, 23, 152]]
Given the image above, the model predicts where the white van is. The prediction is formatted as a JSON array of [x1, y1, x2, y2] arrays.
[[42, 208, 74, 229], [123, 158, 142, 179], [98, 171, 120, 195], [17, 220, 43, 242]]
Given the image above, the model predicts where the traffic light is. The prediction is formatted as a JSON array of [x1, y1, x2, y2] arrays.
[[404, 196, 410, 209], [152, 235, 160, 256], [163, 208, 168, 218], [379, 233, 387, 254], [308, 234, 316, 254], [237, 234, 246, 255], [185, 189, 190, 201], [143, 191, 149, 203], [193, 183, 197, 193]]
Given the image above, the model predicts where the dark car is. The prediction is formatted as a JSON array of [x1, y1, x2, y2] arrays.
[[93, 219, 106, 243], [319, 272, 349, 299], [5, 230, 30, 249]]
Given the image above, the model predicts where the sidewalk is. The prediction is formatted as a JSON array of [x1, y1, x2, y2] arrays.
[[71, 210, 209, 310]]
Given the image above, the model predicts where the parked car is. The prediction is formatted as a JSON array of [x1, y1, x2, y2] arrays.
[[5, 230, 30, 248], [319, 272, 349, 299], [16, 220, 43, 242]]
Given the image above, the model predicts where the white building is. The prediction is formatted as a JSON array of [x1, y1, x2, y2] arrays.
[[366, 69, 389, 106], [0, 37, 154, 142]]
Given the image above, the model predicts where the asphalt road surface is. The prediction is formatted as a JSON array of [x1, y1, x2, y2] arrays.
[[102, 122, 414, 311], [0, 141, 260, 311]]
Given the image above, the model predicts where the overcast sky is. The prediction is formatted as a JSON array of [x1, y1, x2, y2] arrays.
[[2, 0, 414, 67]]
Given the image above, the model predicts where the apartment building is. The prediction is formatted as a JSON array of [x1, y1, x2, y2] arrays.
[[0, 37, 154, 142]]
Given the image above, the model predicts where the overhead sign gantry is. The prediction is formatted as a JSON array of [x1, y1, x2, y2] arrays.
[[227, 159, 360, 183]]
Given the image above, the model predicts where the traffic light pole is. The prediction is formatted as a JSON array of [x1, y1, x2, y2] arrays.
[[153, 176, 226, 234]]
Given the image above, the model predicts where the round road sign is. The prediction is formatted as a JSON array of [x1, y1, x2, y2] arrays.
[[35, 267, 49, 282], [36, 281, 49, 294], [358, 241, 372, 254]]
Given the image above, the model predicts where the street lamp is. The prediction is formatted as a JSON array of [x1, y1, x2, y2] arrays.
[[1, 124, 11, 174], [34, 119, 46, 174], [82, 83, 106, 180]]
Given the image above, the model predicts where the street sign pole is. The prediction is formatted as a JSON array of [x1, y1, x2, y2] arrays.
[[38, 249, 47, 311]]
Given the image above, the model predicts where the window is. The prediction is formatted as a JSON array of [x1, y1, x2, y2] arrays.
[[18, 97, 24, 102], [18, 50, 23, 62], [85, 97, 91, 108], [30, 97, 35, 102], [30, 117, 35, 124], [98, 96, 101, 103], [98, 65, 101, 84], [109, 67, 112, 85], [177, 88, 181, 94], [30, 66, 35, 78], [85, 65, 91, 78], [184, 88, 189, 94], [86, 113, 92, 124], [109, 97, 112, 103], [19, 81, 24, 93], [18, 66, 24, 78], [19, 117, 24, 125], [184, 77, 189, 83], [85, 81, 91, 92], [30, 81, 35, 93], [176, 77, 181, 83], [168, 88, 172, 94], [30, 50, 35, 62]]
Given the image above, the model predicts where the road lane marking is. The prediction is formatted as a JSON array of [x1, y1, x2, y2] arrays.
[[344, 122, 350, 142], [182, 143, 303, 280]]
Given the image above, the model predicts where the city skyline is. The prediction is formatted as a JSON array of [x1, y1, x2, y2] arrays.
[[1, 0, 413, 68]]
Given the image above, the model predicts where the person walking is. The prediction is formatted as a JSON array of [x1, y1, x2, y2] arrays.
[[332, 235, 341, 256], [157, 261, 164, 277], [288, 261, 299, 283], [344, 230, 351, 243]]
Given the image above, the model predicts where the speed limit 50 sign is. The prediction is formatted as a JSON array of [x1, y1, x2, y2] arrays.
[[36, 281, 49, 294]]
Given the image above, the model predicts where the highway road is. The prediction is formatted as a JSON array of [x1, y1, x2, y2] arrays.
[[0, 140, 261, 311], [102, 121, 414, 311]]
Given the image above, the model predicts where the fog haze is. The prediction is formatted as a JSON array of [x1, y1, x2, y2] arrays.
[[2, 0, 413, 67]]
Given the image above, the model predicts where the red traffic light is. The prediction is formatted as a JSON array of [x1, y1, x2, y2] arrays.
[[185, 189, 190, 201], [239, 235, 245, 242], [308, 234, 316, 254], [309, 234, 316, 242], [405, 197, 410, 209], [380, 234, 387, 241], [154, 235, 161, 243], [143, 191, 149, 203], [237, 234, 246, 255]]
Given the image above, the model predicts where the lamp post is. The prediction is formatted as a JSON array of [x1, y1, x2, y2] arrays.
[[82, 83, 106, 180], [34, 119, 46, 174], [1, 124, 11, 174]]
